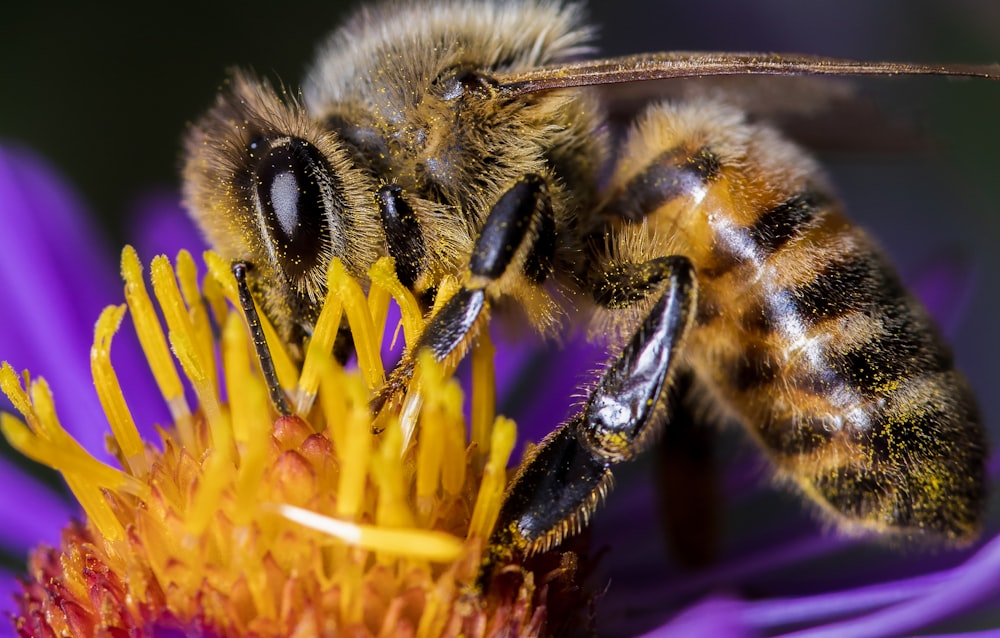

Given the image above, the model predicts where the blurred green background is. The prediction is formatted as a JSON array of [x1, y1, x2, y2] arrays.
[[1, 0, 997, 235]]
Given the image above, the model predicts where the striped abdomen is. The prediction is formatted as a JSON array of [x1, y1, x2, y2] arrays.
[[600, 100, 986, 540]]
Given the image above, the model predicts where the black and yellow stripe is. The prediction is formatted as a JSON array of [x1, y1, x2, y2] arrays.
[[593, 99, 986, 542]]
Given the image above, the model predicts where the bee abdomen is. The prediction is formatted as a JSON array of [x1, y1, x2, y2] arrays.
[[600, 100, 986, 540], [723, 228, 987, 541], [605, 145, 723, 223], [812, 371, 985, 540]]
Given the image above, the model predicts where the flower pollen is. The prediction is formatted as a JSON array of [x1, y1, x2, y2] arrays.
[[1, 247, 586, 637]]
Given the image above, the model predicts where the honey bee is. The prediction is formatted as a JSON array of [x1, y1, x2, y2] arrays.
[[182, 0, 994, 581]]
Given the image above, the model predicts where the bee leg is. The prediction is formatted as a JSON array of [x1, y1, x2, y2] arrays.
[[481, 255, 696, 585], [373, 175, 553, 414], [233, 261, 292, 416], [654, 371, 719, 568]]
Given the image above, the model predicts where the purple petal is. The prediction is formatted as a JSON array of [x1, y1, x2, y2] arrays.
[[379, 299, 405, 368], [0, 463, 73, 553], [492, 328, 606, 454], [597, 532, 846, 635], [0, 568, 21, 634], [745, 570, 949, 631], [917, 632, 1000, 638], [0, 148, 184, 447], [0, 145, 118, 457], [639, 594, 755, 638], [776, 533, 1000, 638]]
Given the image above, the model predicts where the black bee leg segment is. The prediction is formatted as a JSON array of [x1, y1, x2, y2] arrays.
[[232, 261, 292, 416], [372, 175, 553, 414], [469, 174, 554, 285], [420, 173, 552, 357], [370, 287, 486, 416], [481, 255, 696, 583], [378, 184, 426, 289], [655, 371, 718, 568]]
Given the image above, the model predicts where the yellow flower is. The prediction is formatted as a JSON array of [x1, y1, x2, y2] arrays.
[[1, 246, 588, 637]]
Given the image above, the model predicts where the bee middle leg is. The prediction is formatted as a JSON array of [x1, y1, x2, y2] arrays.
[[481, 254, 696, 583]]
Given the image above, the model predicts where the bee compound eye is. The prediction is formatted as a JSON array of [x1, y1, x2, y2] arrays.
[[253, 138, 335, 280]]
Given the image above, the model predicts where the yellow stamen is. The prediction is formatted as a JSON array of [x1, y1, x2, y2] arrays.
[[370, 417, 415, 530], [201, 257, 230, 330], [121, 246, 193, 444], [222, 310, 257, 445], [317, 351, 350, 448], [415, 351, 447, 518], [471, 326, 497, 464], [1, 246, 583, 636], [186, 445, 235, 535], [0, 413, 139, 502], [0, 367, 149, 542], [328, 258, 384, 390], [274, 504, 464, 562], [176, 250, 219, 400], [91, 304, 147, 475], [295, 262, 345, 416], [468, 416, 518, 541], [368, 257, 423, 349], [0, 366, 144, 497], [332, 373, 373, 521], [366, 275, 391, 353], [151, 255, 229, 451], [232, 377, 272, 525]]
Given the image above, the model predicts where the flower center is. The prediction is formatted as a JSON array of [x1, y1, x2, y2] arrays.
[[1, 247, 586, 636]]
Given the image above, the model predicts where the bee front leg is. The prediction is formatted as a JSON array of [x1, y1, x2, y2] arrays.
[[481, 255, 696, 584], [233, 261, 293, 416], [373, 174, 555, 415]]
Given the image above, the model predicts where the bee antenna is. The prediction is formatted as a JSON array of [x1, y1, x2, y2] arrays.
[[495, 52, 1000, 96]]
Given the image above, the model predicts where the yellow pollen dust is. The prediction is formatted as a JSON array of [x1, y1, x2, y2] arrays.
[[0, 247, 542, 637]]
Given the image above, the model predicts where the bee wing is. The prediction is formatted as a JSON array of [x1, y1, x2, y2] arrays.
[[598, 75, 934, 154], [905, 253, 978, 339]]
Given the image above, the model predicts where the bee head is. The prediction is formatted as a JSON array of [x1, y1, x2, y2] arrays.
[[182, 71, 380, 336]]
